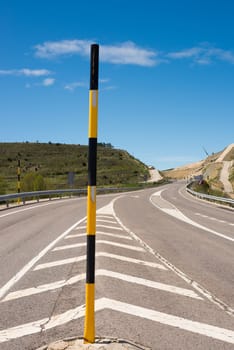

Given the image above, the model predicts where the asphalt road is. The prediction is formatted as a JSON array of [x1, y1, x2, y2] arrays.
[[0, 182, 233, 349]]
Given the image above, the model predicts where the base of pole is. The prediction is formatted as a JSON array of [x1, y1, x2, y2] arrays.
[[36, 336, 151, 349]]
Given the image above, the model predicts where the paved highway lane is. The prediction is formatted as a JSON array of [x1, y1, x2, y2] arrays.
[[0, 186, 234, 349]]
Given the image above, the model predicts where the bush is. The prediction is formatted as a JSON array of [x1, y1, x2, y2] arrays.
[[22, 172, 47, 192]]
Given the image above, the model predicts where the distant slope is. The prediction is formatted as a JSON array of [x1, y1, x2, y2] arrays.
[[162, 144, 234, 196], [0, 142, 149, 193]]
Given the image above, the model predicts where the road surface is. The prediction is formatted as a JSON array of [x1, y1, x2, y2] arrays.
[[0, 182, 233, 349]]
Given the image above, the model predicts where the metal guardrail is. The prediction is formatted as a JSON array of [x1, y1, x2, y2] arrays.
[[0, 187, 139, 209], [186, 187, 234, 207], [0, 189, 86, 208]]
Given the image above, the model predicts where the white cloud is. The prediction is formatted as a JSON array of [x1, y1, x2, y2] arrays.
[[34, 39, 91, 58], [34, 39, 159, 67], [100, 41, 158, 66], [167, 44, 234, 65], [0, 68, 51, 76], [64, 81, 86, 91], [100, 78, 109, 83], [42, 78, 55, 86], [101, 85, 117, 91]]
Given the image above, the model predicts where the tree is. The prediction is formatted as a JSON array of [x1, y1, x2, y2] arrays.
[[22, 173, 46, 192], [34, 174, 46, 191]]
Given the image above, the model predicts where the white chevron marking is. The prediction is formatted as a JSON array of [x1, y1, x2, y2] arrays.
[[0, 298, 234, 344]]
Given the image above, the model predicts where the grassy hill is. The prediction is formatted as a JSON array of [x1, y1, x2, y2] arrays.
[[0, 142, 150, 194]]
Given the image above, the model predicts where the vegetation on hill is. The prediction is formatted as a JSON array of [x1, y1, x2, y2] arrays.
[[162, 144, 234, 197], [0, 142, 150, 193]]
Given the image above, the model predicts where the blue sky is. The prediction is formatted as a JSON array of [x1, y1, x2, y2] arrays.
[[1, 0, 234, 170]]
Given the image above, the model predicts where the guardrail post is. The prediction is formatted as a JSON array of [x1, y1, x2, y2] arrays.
[[84, 44, 99, 344]]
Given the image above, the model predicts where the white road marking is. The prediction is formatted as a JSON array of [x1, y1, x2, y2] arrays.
[[1, 298, 234, 344], [53, 240, 144, 252], [111, 195, 234, 316], [52, 243, 86, 251], [0, 198, 79, 219], [34, 252, 167, 271], [2, 273, 86, 301], [150, 191, 234, 242], [195, 212, 233, 226], [75, 225, 86, 230], [97, 214, 115, 219], [65, 231, 131, 240], [96, 270, 202, 300], [64, 233, 86, 239], [97, 252, 168, 270], [97, 202, 115, 215], [96, 218, 117, 224], [2, 269, 201, 302], [104, 298, 234, 344], [34, 255, 87, 270], [0, 217, 86, 300], [96, 231, 131, 240], [0, 302, 86, 343], [96, 224, 124, 230]]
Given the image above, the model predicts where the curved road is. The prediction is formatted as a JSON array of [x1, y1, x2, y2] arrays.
[[0, 182, 233, 349]]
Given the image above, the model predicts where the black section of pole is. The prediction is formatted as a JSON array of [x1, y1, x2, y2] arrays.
[[90, 44, 99, 90], [86, 235, 96, 283], [88, 138, 97, 186]]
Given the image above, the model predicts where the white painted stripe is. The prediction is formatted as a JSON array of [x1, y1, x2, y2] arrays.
[[96, 218, 117, 224], [34, 252, 167, 271], [97, 240, 144, 251], [97, 252, 168, 270], [113, 200, 234, 316], [150, 191, 234, 242], [0, 217, 86, 300], [65, 231, 131, 240], [0, 303, 86, 343], [195, 213, 233, 226], [96, 270, 202, 300], [97, 202, 115, 215], [53, 242, 86, 251], [96, 231, 131, 240], [195, 213, 208, 218], [97, 215, 114, 219], [0, 198, 79, 219], [2, 273, 86, 302], [96, 224, 123, 231], [64, 233, 86, 239], [2, 268, 199, 302], [75, 225, 86, 230], [1, 298, 234, 344], [34, 255, 86, 270], [53, 240, 144, 252], [104, 298, 234, 344]]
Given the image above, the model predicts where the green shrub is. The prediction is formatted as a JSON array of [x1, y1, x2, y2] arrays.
[[22, 172, 47, 192]]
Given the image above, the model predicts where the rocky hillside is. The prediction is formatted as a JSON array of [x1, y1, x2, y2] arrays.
[[162, 144, 234, 197]]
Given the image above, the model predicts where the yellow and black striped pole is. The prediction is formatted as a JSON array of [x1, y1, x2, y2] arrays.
[[84, 44, 99, 344], [17, 159, 21, 204]]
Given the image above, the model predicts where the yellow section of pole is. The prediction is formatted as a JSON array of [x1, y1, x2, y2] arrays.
[[87, 186, 96, 234], [84, 283, 95, 343], [89, 90, 98, 138]]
